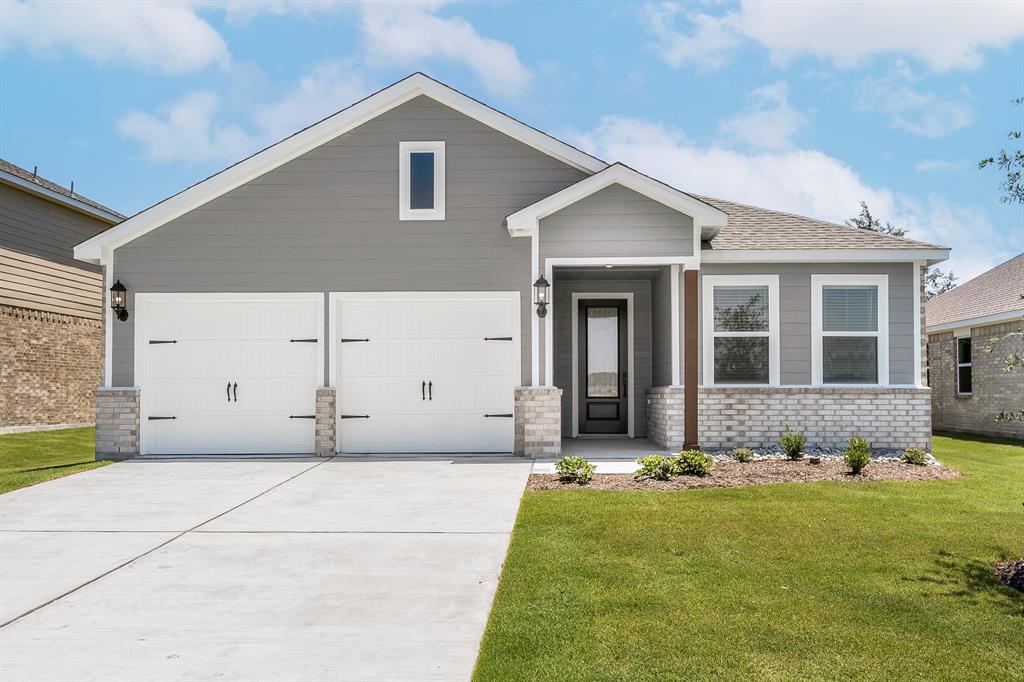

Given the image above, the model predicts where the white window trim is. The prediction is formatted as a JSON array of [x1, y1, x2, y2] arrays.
[[701, 275, 781, 387], [811, 274, 889, 386], [956, 336, 973, 396], [399, 141, 445, 221]]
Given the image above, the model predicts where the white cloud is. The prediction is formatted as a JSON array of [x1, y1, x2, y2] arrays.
[[252, 61, 369, 140], [857, 64, 973, 137], [359, 1, 531, 97], [566, 115, 1010, 280], [915, 160, 965, 173], [644, 0, 1024, 72], [0, 0, 229, 73], [717, 81, 809, 150]]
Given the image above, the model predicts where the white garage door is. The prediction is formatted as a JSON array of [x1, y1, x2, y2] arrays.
[[335, 293, 520, 454], [138, 294, 322, 455]]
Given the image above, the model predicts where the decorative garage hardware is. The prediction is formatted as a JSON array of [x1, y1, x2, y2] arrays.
[[421, 380, 426, 400], [483, 413, 513, 418], [110, 280, 129, 321], [289, 338, 318, 343], [428, 381, 433, 400], [340, 338, 371, 343], [148, 416, 177, 420], [226, 382, 238, 402], [484, 336, 513, 341], [148, 339, 178, 345], [340, 414, 371, 419], [232, 382, 238, 402], [289, 415, 316, 419], [533, 275, 550, 318]]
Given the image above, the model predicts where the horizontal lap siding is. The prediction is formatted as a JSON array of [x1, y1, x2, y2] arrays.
[[699, 262, 916, 385], [111, 96, 587, 385], [651, 267, 673, 386], [0, 183, 108, 271], [0, 246, 103, 319]]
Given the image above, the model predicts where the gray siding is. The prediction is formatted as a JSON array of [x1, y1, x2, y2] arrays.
[[0, 182, 107, 272], [651, 267, 673, 386], [538, 184, 694, 260], [111, 95, 586, 385], [552, 279, 652, 437], [699, 262, 917, 385]]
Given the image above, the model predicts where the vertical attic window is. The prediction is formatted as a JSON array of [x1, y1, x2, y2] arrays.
[[399, 141, 445, 220]]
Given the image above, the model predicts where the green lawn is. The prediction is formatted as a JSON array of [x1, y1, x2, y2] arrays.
[[0, 427, 107, 494], [475, 434, 1024, 681]]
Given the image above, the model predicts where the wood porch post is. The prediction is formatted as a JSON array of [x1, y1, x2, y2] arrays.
[[684, 268, 699, 448]]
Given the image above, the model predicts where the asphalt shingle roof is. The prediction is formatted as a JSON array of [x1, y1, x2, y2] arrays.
[[925, 252, 1024, 328], [0, 158, 125, 220], [696, 195, 943, 250]]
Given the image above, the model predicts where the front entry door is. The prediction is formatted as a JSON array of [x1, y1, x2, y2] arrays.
[[578, 300, 628, 434]]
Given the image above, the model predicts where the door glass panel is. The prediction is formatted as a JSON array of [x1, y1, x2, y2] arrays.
[[587, 307, 619, 398]]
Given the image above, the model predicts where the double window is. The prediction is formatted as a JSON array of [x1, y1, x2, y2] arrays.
[[399, 141, 445, 221], [702, 275, 780, 385], [956, 336, 972, 395], [811, 275, 889, 385]]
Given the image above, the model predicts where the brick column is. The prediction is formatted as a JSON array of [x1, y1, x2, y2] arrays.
[[315, 387, 336, 456], [646, 386, 685, 450], [95, 387, 140, 460], [514, 386, 562, 457]]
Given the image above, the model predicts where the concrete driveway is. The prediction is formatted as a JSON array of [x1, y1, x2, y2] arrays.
[[0, 456, 531, 681]]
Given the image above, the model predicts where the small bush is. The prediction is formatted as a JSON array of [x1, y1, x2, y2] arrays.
[[554, 456, 594, 484], [901, 448, 928, 466], [634, 455, 673, 481], [731, 447, 754, 463], [779, 428, 807, 460], [844, 436, 871, 474], [671, 450, 714, 477]]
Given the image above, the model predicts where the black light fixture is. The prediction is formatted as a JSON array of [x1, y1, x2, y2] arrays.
[[533, 275, 550, 318], [110, 280, 129, 321]]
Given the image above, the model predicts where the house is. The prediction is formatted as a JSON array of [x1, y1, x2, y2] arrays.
[[1, 159, 123, 431], [926, 253, 1024, 440], [73, 73, 948, 459]]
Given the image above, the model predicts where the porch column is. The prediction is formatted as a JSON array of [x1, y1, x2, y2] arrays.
[[684, 268, 699, 448]]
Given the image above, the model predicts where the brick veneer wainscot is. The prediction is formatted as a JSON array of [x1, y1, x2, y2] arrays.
[[514, 386, 562, 457], [95, 387, 140, 460], [1, 305, 102, 428], [646, 386, 685, 450]]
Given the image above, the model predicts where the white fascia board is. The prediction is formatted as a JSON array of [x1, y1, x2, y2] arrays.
[[701, 248, 950, 265], [926, 309, 1024, 334], [1, 171, 122, 224], [506, 164, 728, 238], [74, 73, 608, 265]]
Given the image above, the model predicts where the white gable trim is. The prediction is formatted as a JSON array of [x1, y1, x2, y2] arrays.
[[505, 164, 728, 245], [74, 73, 607, 264], [702, 248, 949, 265]]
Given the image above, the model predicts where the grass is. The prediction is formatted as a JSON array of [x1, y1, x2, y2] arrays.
[[0, 427, 107, 494], [475, 433, 1024, 681]]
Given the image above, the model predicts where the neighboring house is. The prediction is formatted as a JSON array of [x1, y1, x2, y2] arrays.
[[74, 74, 948, 459], [926, 253, 1024, 440], [0, 159, 124, 430]]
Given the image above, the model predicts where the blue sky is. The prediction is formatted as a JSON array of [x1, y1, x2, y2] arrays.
[[1, 0, 1022, 280]]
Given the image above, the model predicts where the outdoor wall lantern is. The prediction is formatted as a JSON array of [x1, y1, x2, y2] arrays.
[[110, 280, 129, 321], [533, 275, 550, 318]]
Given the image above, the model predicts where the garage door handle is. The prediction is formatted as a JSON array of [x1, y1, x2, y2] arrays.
[[428, 381, 432, 400], [484, 414, 513, 418], [227, 382, 232, 402], [232, 382, 238, 402], [421, 380, 426, 400]]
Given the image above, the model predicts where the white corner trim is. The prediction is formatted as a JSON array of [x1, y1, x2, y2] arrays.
[[0, 170, 122, 224], [102, 248, 113, 387], [399, 141, 445, 221], [810, 274, 889, 386], [702, 248, 950, 265], [74, 73, 607, 264], [531, 233, 540, 386], [701, 274, 780, 387], [926, 309, 1024, 334], [670, 265, 681, 385], [506, 164, 727, 239], [571, 292, 635, 438], [913, 261, 923, 387]]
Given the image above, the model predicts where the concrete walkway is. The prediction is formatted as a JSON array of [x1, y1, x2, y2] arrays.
[[0, 456, 531, 681]]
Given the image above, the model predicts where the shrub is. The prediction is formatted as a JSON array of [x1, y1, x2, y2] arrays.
[[779, 428, 807, 460], [554, 456, 594, 484], [844, 436, 871, 474], [901, 448, 928, 466], [731, 447, 754, 463], [634, 455, 673, 481], [671, 450, 714, 477]]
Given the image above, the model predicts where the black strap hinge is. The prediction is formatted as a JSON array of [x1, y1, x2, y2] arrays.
[[148, 416, 177, 420], [483, 336, 513, 341], [339, 414, 370, 419], [483, 413, 513, 418], [148, 340, 177, 344], [289, 338, 318, 343], [289, 415, 316, 419], [340, 338, 370, 343]]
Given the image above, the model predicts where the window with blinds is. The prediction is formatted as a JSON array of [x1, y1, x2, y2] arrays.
[[820, 284, 879, 384], [712, 285, 770, 384]]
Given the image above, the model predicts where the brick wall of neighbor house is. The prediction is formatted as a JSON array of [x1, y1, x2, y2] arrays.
[[94, 387, 140, 459], [514, 386, 562, 457], [0, 304, 102, 428], [698, 387, 932, 450], [646, 386, 685, 450], [929, 321, 1024, 439]]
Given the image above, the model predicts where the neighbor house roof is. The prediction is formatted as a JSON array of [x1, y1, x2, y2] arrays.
[[0, 158, 124, 223], [926, 252, 1024, 332]]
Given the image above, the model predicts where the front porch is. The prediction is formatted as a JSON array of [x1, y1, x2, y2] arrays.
[[531, 437, 674, 473]]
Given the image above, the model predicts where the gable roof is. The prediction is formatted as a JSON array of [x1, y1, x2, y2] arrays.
[[74, 73, 607, 263], [1, 158, 124, 223], [505, 163, 728, 239], [926, 252, 1024, 331]]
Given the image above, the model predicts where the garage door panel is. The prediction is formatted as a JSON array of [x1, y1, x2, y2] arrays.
[[338, 341, 434, 378], [339, 300, 514, 339], [148, 341, 318, 379], [339, 339, 515, 378], [147, 416, 313, 455], [338, 415, 512, 454], [339, 377, 431, 414], [418, 376, 514, 414], [146, 300, 318, 341]]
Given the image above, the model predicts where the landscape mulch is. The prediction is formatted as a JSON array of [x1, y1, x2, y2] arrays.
[[528, 459, 961, 491], [994, 558, 1024, 593]]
